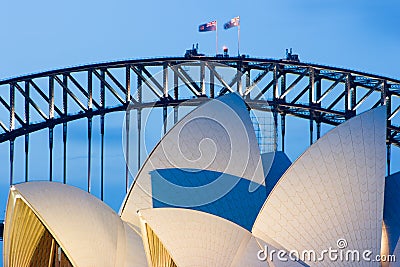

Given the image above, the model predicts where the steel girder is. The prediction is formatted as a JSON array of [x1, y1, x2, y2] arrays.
[[0, 57, 398, 146], [0, 56, 399, 188]]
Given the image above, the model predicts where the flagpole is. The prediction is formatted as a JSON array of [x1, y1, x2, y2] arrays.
[[216, 21, 218, 55], [237, 22, 240, 56]]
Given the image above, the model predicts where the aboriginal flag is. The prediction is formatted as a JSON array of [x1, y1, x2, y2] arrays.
[[199, 21, 217, 32], [224, 16, 240, 29]]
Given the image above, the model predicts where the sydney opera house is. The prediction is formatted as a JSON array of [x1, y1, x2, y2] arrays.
[[3, 93, 399, 266]]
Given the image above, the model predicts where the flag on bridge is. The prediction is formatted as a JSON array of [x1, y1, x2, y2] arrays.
[[199, 20, 218, 54], [224, 16, 240, 29], [199, 21, 217, 32]]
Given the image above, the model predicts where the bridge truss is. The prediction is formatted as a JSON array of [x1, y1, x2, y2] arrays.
[[0, 56, 399, 200]]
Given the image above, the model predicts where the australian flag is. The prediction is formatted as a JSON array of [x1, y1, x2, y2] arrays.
[[224, 16, 240, 29], [199, 20, 217, 32]]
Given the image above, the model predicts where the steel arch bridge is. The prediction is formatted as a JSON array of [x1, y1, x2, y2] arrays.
[[0, 55, 399, 205]]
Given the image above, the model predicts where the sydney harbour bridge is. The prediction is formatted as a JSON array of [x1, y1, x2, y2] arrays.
[[0, 51, 399, 239]]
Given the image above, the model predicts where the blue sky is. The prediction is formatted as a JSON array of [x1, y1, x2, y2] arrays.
[[1, 0, 399, 78], [0, 0, 399, 259]]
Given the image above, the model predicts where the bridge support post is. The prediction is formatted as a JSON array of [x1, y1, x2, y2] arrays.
[[163, 63, 168, 134], [25, 134, 29, 182], [125, 111, 130, 193], [315, 72, 322, 141], [137, 109, 142, 171], [309, 118, 313, 146], [137, 66, 143, 171], [99, 69, 105, 199], [281, 115, 286, 152], [200, 62, 206, 96], [237, 61, 242, 95], [9, 140, 14, 186], [49, 76, 54, 182], [173, 63, 179, 124], [10, 84, 15, 185], [63, 74, 68, 184], [385, 84, 391, 175], [163, 62, 169, 136], [209, 64, 215, 98], [88, 117, 92, 193], [125, 66, 131, 193], [280, 72, 286, 151], [309, 68, 315, 145], [24, 81, 30, 182], [63, 123, 67, 184], [273, 110, 278, 152], [163, 106, 167, 135], [245, 69, 250, 100], [49, 127, 53, 182], [387, 143, 391, 176], [272, 65, 279, 151], [345, 73, 355, 119], [100, 115, 104, 199]]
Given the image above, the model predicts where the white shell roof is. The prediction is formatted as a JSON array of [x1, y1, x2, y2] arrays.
[[253, 107, 386, 266], [121, 93, 265, 228], [381, 171, 400, 266], [138, 208, 268, 267], [5, 182, 147, 267], [3, 190, 46, 267]]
